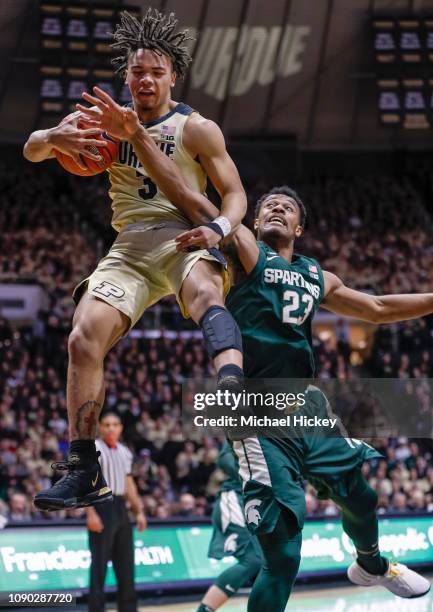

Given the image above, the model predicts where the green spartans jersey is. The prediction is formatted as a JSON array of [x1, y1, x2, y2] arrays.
[[226, 241, 325, 378], [226, 241, 382, 536]]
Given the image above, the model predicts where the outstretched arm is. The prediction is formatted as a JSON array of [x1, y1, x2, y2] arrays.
[[224, 224, 260, 275], [323, 271, 433, 323]]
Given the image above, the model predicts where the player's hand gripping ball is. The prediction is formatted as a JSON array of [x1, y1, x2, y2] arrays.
[[54, 112, 118, 176]]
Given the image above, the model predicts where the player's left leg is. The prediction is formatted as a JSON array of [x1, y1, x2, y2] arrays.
[[197, 541, 261, 612], [330, 469, 387, 575], [160, 226, 243, 386], [247, 509, 302, 612], [180, 259, 243, 385], [332, 470, 431, 598], [231, 437, 307, 612]]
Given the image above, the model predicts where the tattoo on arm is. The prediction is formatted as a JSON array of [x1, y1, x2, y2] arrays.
[[75, 400, 100, 439]]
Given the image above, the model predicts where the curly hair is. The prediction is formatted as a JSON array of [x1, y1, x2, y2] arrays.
[[255, 186, 307, 227], [111, 8, 194, 78]]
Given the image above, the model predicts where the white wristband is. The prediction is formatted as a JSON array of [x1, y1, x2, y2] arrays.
[[213, 216, 232, 237]]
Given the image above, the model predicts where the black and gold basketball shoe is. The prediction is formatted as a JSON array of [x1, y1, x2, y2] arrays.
[[34, 451, 112, 511]]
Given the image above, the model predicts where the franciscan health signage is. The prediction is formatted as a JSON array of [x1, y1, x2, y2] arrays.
[[0, 517, 432, 592]]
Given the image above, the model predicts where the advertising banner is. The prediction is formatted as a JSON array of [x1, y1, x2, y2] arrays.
[[0, 516, 432, 592]]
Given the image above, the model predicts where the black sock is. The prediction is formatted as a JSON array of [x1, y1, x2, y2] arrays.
[[69, 440, 97, 463], [196, 605, 214, 612], [217, 364, 244, 383], [357, 551, 388, 575]]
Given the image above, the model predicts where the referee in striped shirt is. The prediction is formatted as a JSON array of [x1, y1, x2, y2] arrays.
[[86, 411, 146, 612]]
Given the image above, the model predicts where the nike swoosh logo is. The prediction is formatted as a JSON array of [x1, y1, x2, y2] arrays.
[[209, 312, 222, 321], [266, 256, 279, 261], [92, 473, 99, 487]]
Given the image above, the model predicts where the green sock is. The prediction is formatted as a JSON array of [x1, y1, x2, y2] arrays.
[[357, 548, 388, 575], [196, 605, 214, 612], [333, 471, 388, 576]]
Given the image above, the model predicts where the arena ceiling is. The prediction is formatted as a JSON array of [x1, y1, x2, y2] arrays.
[[1, 0, 433, 149]]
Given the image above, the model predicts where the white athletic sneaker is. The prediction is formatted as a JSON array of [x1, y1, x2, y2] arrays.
[[347, 560, 431, 598]]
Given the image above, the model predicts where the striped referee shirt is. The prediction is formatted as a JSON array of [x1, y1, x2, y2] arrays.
[[95, 439, 133, 496]]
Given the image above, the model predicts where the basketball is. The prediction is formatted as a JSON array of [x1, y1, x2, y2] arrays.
[[54, 113, 118, 176]]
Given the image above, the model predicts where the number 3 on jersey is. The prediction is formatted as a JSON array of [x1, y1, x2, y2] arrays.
[[136, 171, 157, 200], [282, 290, 314, 325]]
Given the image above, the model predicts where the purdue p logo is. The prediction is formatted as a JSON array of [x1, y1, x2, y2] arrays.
[[93, 281, 125, 299], [245, 499, 262, 526]]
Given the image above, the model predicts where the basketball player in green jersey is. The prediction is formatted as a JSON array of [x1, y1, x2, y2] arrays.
[[221, 187, 432, 609], [197, 441, 262, 612], [24, 9, 247, 511], [180, 190, 432, 609], [104, 130, 432, 607]]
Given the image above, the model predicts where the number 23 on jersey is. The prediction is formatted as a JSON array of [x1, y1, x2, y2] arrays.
[[282, 290, 314, 325]]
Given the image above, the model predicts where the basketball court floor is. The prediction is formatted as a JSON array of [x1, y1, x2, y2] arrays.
[[139, 577, 433, 611]]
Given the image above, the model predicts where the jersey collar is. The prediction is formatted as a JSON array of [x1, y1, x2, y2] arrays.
[[127, 102, 187, 128]]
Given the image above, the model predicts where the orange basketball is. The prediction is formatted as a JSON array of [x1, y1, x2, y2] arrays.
[[54, 113, 118, 176]]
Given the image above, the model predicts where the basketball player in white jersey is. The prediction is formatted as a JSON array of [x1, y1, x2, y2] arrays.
[[23, 9, 247, 511]]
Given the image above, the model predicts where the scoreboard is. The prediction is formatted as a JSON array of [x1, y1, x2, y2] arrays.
[[373, 17, 433, 129], [39, 1, 139, 114]]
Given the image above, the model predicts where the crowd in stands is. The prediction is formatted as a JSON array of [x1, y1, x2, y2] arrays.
[[0, 160, 433, 523]]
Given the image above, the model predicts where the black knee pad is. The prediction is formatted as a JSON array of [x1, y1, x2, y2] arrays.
[[199, 305, 243, 358]]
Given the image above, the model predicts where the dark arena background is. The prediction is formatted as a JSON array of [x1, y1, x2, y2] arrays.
[[1, 0, 433, 610]]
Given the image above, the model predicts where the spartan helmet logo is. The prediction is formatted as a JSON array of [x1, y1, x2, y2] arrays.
[[223, 533, 239, 554], [244, 499, 262, 526]]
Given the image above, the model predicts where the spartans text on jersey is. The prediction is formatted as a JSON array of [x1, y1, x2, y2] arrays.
[[264, 268, 321, 300]]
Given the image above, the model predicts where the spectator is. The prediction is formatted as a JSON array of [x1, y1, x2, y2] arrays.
[[7, 492, 31, 522], [389, 492, 409, 514], [176, 493, 197, 517]]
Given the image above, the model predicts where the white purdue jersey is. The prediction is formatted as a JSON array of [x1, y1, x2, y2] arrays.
[[107, 102, 207, 232]]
